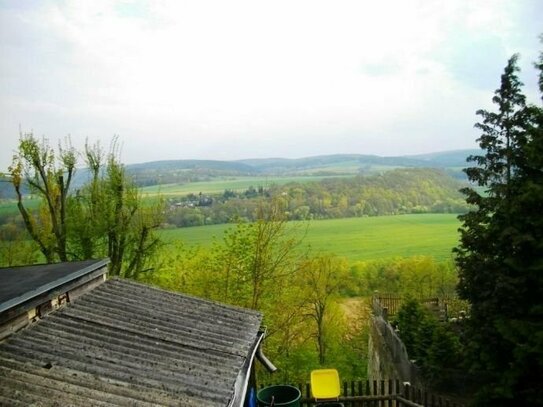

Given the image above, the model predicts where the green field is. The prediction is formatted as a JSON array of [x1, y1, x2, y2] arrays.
[[140, 175, 351, 196], [0, 201, 17, 217], [159, 213, 461, 262], [0, 199, 40, 217]]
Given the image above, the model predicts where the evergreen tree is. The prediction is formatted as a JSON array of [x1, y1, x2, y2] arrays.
[[455, 53, 543, 406], [395, 298, 430, 361]]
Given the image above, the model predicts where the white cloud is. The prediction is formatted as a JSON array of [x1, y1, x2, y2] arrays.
[[0, 0, 540, 169]]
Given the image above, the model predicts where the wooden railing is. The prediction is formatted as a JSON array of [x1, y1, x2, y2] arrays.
[[373, 295, 469, 321], [373, 294, 404, 318], [260, 380, 464, 407]]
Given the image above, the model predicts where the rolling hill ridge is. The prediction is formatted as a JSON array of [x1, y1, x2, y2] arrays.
[[127, 149, 479, 186]]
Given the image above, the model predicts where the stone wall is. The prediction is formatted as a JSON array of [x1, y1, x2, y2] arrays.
[[367, 314, 421, 387]]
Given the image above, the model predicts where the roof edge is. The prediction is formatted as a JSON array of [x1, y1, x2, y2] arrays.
[[230, 330, 265, 407], [0, 258, 110, 314]]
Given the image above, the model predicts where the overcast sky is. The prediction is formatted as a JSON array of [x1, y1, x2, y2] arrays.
[[1, 0, 541, 171]]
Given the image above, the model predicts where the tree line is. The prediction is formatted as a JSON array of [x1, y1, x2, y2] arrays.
[[163, 168, 469, 228]]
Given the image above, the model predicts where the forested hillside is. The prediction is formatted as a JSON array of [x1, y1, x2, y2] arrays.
[[237, 149, 479, 175], [125, 159, 256, 186], [0, 149, 476, 197], [123, 149, 476, 187], [164, 168, 468, 227]]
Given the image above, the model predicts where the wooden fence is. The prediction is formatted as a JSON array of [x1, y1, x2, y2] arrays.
[[373, 295, 469, 321], [260, 380, 464, 407]]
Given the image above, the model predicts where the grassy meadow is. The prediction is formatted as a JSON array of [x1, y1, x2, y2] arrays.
[[0, 201, 18, 217], [160, 213, 461, 262], [0, 198, 39, 217], [140, 174, 351, 196]]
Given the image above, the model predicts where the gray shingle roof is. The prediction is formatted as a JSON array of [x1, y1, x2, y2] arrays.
[[0, 278, 262, 406]]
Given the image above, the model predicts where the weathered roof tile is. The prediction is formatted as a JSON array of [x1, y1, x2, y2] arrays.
[[0, 278, 262, 406]]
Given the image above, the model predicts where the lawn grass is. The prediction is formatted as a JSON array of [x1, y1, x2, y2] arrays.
[[159, 213, 461, 262]]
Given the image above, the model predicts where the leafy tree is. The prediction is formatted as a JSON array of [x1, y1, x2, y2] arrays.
[[211, 198, 306, 309], [69, 140, 164, 277], [298, 254, 349, 364], [142, 241, 209, 295], [0, 222, 39, 267], [8, 134, 163, 277], [349, 257, 458, 298], [9, 134, 76, 262], [454, 53, 543, 405]]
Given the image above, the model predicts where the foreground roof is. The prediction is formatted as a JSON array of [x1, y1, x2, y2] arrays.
[[0, 259, 109, 314], [0, 277, 262, 406]]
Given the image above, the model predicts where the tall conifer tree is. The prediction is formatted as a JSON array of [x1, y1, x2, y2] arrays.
[[455, 54, 543, 405]]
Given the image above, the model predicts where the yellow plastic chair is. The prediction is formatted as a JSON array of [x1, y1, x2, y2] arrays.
[[310, 369, 343, 406]]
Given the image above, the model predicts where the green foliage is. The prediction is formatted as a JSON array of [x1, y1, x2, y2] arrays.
[[207, 198, 306, 309], [395, 298, 433, 360], [297, 255, 349, 364], [395, 299, 463, 388], [8, 134, 76, 262], [349, 256, 458, 298], [0, 222, 39, 266], [455, 53, 543, 405], [160, 168, 468, 228], [424, 324, 462, 385], [69, 141, 164, 277], [6, 135, 164, 278], [145, 220, 369, 384]]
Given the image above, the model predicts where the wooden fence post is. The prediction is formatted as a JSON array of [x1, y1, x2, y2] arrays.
[[404, 382, 411, 404], [388, 380, 393, 407]]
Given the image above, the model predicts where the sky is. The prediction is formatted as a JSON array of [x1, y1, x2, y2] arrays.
[[0, 0, 541, 171]]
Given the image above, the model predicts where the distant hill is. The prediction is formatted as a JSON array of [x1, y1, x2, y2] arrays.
[[237, 154, 429, 173], [401, 149, 480, 168], [237, 150, 479, 173], [0, 149, 480, 194], [0, 175, 16, 200], [124, 160, 256, 186], [127, 159, 255, 173], [119, 149, 479, 186]]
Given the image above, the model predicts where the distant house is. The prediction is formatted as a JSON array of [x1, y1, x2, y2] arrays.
[[0, 259, 269, 406]]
